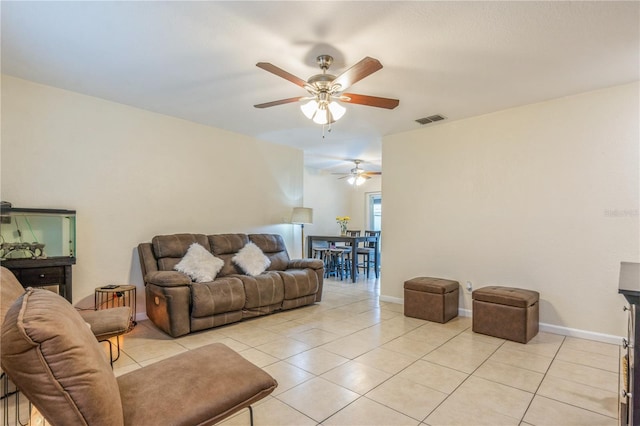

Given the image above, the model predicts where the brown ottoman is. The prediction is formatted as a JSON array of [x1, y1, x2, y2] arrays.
[[404, 277, 459, 323], [472, 286, 539, 343]]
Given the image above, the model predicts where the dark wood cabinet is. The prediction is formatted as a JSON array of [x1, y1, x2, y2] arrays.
[[619, 262, 640, 426], [3, 257, 75, 303]]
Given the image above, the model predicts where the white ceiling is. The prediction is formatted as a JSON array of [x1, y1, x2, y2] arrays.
[[2, 1, 638, 174]]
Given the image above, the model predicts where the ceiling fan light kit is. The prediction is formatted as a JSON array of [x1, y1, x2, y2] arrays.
[[334, 160, 381, 186], [347, 175, 368, 186], [300, 98, 346, 125], [255, 54, 399, 132]]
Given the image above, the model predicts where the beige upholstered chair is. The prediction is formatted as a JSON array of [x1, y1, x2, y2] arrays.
[[0, 267, 130, 424], [0, 266, 132, 365], [0, 267, 26, 322], [1, 287, 278, 426]]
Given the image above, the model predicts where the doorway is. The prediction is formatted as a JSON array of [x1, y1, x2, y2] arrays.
[[367, 192, 381, 231]]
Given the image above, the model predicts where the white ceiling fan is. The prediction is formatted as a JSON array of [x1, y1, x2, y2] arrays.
[[333, 160, 381, 186]]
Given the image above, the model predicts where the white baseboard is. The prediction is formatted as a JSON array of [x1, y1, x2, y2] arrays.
[[537, 322, 623, 345], [381, 298, 623, 346], [459, 308, 472, 318], [379, 295, 404, 304], [461, 307, 623, 345], [135, 312, 148, 323]]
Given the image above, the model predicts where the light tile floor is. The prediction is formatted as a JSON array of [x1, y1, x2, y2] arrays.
[[2, 276, 622, 425]]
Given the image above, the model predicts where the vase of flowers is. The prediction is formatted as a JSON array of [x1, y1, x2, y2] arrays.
[[336, 216, 350, 236]]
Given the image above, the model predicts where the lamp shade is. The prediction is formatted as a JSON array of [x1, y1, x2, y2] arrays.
[[300, 100, 318, 119], [347, 175, 366, 186], [328, 101, 346, 120], [291, 207, 313, 224]]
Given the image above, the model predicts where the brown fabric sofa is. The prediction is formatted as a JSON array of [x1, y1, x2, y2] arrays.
[[138, 233, 324, 337]]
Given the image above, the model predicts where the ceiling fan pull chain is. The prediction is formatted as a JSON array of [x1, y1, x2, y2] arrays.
[[321, 122, 333, 139]]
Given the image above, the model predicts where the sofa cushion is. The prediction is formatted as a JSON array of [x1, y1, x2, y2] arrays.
[[1, 289, 124, 425], [233, 242, 271, 276], [175, 242, 224, 283], [191, 276, 246, 318], [277, 269, 319, 300], [153, 234, 210, 271], [145, 270, 192, 287], [250, 234, 291, 271], [81, 306, 132, 340], [236, 272, 284, 310], [472, 286, 539, 308], [209, 234, 249, 277], [117, 343, 278, 425]]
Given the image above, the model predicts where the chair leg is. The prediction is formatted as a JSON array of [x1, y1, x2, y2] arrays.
[[113, 335, 122, 362], [248, 405, 254, 426], [374, 256, 379, 278], [100, 336, 122, 368], [2, 372, 9, 426], [345, 254, 351, 280], [2, 372, 31, 426]]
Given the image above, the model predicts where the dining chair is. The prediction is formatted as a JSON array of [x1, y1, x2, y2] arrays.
[[356, 230, 380, 278], [326, 248, 349, 280], [346, 230, 361, 238], [312, 241, 329, 261], [344, 230, 361, 279]]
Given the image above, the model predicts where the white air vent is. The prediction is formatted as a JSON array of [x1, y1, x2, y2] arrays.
[[415, 114, 446, 125]]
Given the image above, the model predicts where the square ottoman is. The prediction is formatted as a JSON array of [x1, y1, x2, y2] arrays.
[[472, 286, 539, 343], [404, 277, 459, 323]]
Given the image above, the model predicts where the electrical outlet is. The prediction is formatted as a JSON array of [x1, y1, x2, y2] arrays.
[[466, 281, 473, 292]]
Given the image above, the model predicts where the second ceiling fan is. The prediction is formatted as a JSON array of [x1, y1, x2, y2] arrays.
[[333, 160, 381, 186], [254, 55, 399, 125]]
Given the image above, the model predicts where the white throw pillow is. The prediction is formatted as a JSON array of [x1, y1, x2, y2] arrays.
[[174, 243, 224, 283], [233, 242, 271, 276]]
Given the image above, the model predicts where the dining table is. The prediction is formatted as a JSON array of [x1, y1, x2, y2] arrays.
[[307, 234, 379, 283]]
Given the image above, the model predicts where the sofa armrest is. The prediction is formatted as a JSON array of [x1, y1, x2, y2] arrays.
[[287, 259, 325, 302], [288, 259, 324, 270], [145, 271, 192, 287]]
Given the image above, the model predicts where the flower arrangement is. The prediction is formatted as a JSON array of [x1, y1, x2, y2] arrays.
[[336, 216, 350, 235]]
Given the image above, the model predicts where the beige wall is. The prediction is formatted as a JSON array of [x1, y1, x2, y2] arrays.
[[1, 75, 303, 316], [382, 82, 639, 339]]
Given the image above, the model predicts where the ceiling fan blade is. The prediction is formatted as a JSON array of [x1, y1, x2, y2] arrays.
[[362, 172, 382, 176], [254, 97, 305, 108], [331, 57, 382, 91], [256, 62, 308, 88], [341, 93, 399, 109]]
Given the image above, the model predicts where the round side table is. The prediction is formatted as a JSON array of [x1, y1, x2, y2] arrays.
[[94, 284, 137, 325]]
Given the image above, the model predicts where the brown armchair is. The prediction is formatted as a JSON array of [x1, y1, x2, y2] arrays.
[[1, 287, 277, 425], [0, 266, 132, 365]]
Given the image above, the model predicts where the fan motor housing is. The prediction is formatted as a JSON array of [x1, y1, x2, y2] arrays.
[[308, 73, 336, 91]]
